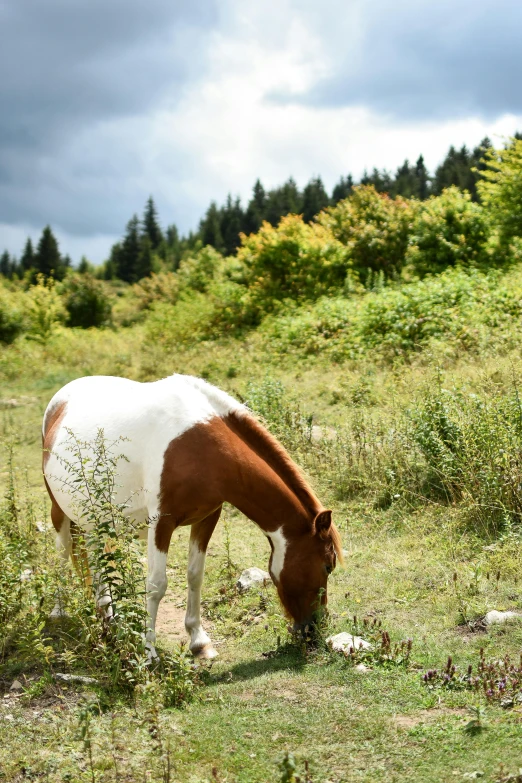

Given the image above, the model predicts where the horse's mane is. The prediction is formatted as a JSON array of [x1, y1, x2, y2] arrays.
[[224, 411, 343, 563]]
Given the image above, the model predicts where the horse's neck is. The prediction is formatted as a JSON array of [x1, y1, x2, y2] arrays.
[[222, 414, 317, 536]]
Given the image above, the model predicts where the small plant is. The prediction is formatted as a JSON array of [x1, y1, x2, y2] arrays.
[[338, 616, 413, 669], [423, 648, 522, 707], [464, 705, 487, 735], [278, 751, 313, 783]]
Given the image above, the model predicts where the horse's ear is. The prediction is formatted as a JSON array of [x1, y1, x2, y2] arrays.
[[314, 509, 332, 537]]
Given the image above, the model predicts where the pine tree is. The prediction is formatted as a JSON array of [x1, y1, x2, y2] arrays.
[[200, 202, 224, 251], [265, 178, 302, 225], [135, 236, 153, 280], [20, 237, 35, 274], [332, 175, 354, 203], [142, 196, 163, 249], [301, 176, 330, 222], [35, 226, 65, 279], [0, 251, 12, 278], [220, 195, 244, 255], [415, 155, 430, 200], [113, 215, 141, 283], [244, 179, 267, 234], [360, 168, 393, 194]]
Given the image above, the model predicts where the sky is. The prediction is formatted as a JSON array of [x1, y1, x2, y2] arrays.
[[1, 0, 522, 264]]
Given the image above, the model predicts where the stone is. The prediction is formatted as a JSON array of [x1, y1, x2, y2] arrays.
[[327, 632, 372, 653], [484, 610, 520, 626], [355, 663, 370, 672], [9, 680, 23, 692], [237, 567, 271, 592], [54, 673, 97, 685]]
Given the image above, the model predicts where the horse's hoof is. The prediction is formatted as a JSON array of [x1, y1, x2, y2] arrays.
[[191, 644, 219, 660]]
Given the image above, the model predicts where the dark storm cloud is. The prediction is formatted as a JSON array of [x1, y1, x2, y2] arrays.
[[279, 0, 522, 121], [0, 0, 218, 233]]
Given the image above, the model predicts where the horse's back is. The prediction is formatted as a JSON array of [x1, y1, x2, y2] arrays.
[[43, 374, 244, 523]]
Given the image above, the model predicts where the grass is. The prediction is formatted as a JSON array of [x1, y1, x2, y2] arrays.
[[2, 309, 522, 781]]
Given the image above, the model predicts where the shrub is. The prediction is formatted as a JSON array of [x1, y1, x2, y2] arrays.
[[133, 271, 180, 310], [262, 267, 522, 362], [405, 187, 490, 276], [61, 273, 112, 328], [237, 214, 350, 308], [477, 136, 522, 246], [410, 378, 522, 534], [0, 284, 25, 344], [26, 275, 66, 342], [177, 245, 226, 293], [316, 185, 417, 281]]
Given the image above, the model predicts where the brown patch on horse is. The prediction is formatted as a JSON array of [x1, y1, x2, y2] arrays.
[[156, 420, 229, 553], [225, 412, 321, 517], [42, 401, 67, 531], [42, 400, 67, 468]]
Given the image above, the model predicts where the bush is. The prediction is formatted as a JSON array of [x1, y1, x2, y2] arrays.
[[133, 271, 180, 311], [61, 274, 112, 328], [410, 378, 522, 534], [477, 136, 522, 247], [177, 245, 226, 293], [0, 284, 25, 344], [405, 187, 490, 276], [317, 185, 417, 281], [237, 214, 350, 308], [261, 267, 522, 361]]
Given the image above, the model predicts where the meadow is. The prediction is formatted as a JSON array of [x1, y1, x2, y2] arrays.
[[2, 140, 522, 782]]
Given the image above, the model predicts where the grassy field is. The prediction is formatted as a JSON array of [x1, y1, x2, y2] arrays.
[[3, 304, 522, 782]]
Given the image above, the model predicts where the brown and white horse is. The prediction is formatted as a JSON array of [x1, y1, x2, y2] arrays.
[[43, 374, 342, 658]]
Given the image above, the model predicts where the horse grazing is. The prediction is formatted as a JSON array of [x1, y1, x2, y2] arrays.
[[42, 374, 342, 658]]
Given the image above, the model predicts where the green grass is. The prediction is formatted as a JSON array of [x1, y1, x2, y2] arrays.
[[2, 306, 522, 781]]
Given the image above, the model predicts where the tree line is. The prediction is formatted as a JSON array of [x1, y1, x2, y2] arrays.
[[2, 135, 517, 283]]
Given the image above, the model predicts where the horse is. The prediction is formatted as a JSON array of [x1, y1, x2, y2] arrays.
[[42, 374, 343, 658]]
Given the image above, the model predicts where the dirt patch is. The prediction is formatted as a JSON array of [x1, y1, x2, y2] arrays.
[[393, 708, 468, 730], [156, 600, 187, 644]]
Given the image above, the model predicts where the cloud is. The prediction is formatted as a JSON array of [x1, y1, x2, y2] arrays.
[[276, 0, 522, 121]]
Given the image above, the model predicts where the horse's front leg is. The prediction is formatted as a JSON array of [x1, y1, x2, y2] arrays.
[[185, 508, 221, 659]]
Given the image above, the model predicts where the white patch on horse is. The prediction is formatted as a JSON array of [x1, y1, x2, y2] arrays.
[[185, 537, 217, 658], [266, 527, 287, 582]]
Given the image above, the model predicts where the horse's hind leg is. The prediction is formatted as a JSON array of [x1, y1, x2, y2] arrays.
[[48, 496, 73, 618], [185, 507, 222, 660]]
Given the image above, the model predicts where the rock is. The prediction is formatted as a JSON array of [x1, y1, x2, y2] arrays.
[[484, 610, 520, 626], [237, 567, 271, 593], [54, 673, 97, 685], [9, 680, 23, 692], [355, 663, 370, 672], [327, 632, 372, 653]]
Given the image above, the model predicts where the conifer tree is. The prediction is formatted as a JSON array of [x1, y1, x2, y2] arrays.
[[332, 175, 354, 203], [142, 196, 163, 249], [135, 235, 153, 280], [35, 226, 65, 279], [265, 178, 301, 225], [245, 180, 267, 234], [301, 176, 330, 222], [0, 250, 12, 278], [220, 195, 244, 255], [415, 155, 430, 200], [20, 237, 35, 273], [200, 202, 224, 251], [113, 215, 141, 283]]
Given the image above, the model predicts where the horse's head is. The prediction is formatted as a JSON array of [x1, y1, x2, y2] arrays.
[[268, 510, 343, 631]]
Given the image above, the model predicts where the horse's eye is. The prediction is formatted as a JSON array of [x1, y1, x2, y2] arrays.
[[326, 564, 333, 575]]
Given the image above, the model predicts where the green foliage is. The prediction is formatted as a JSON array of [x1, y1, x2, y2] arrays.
[[410, 377, 522, 534], [34, 225, 68, 281], [262, 268, 522, 361], [477, 137, 522, 247], [317, 185, 417, 281], [0, 283, 25, 343], [237, 214, 350, 308], [26, 275, 66, 342], [405, 187, 490, 276], [61, 273, 112, 328]]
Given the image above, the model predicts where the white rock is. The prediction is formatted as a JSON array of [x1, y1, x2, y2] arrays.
[[484, 610, 520, 626], [355, 663, 370, 672], [237, 567, 271, 592], [327, 632, 372, 653], [9, 680, 23, 692], [54, 673, 97, 684]]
